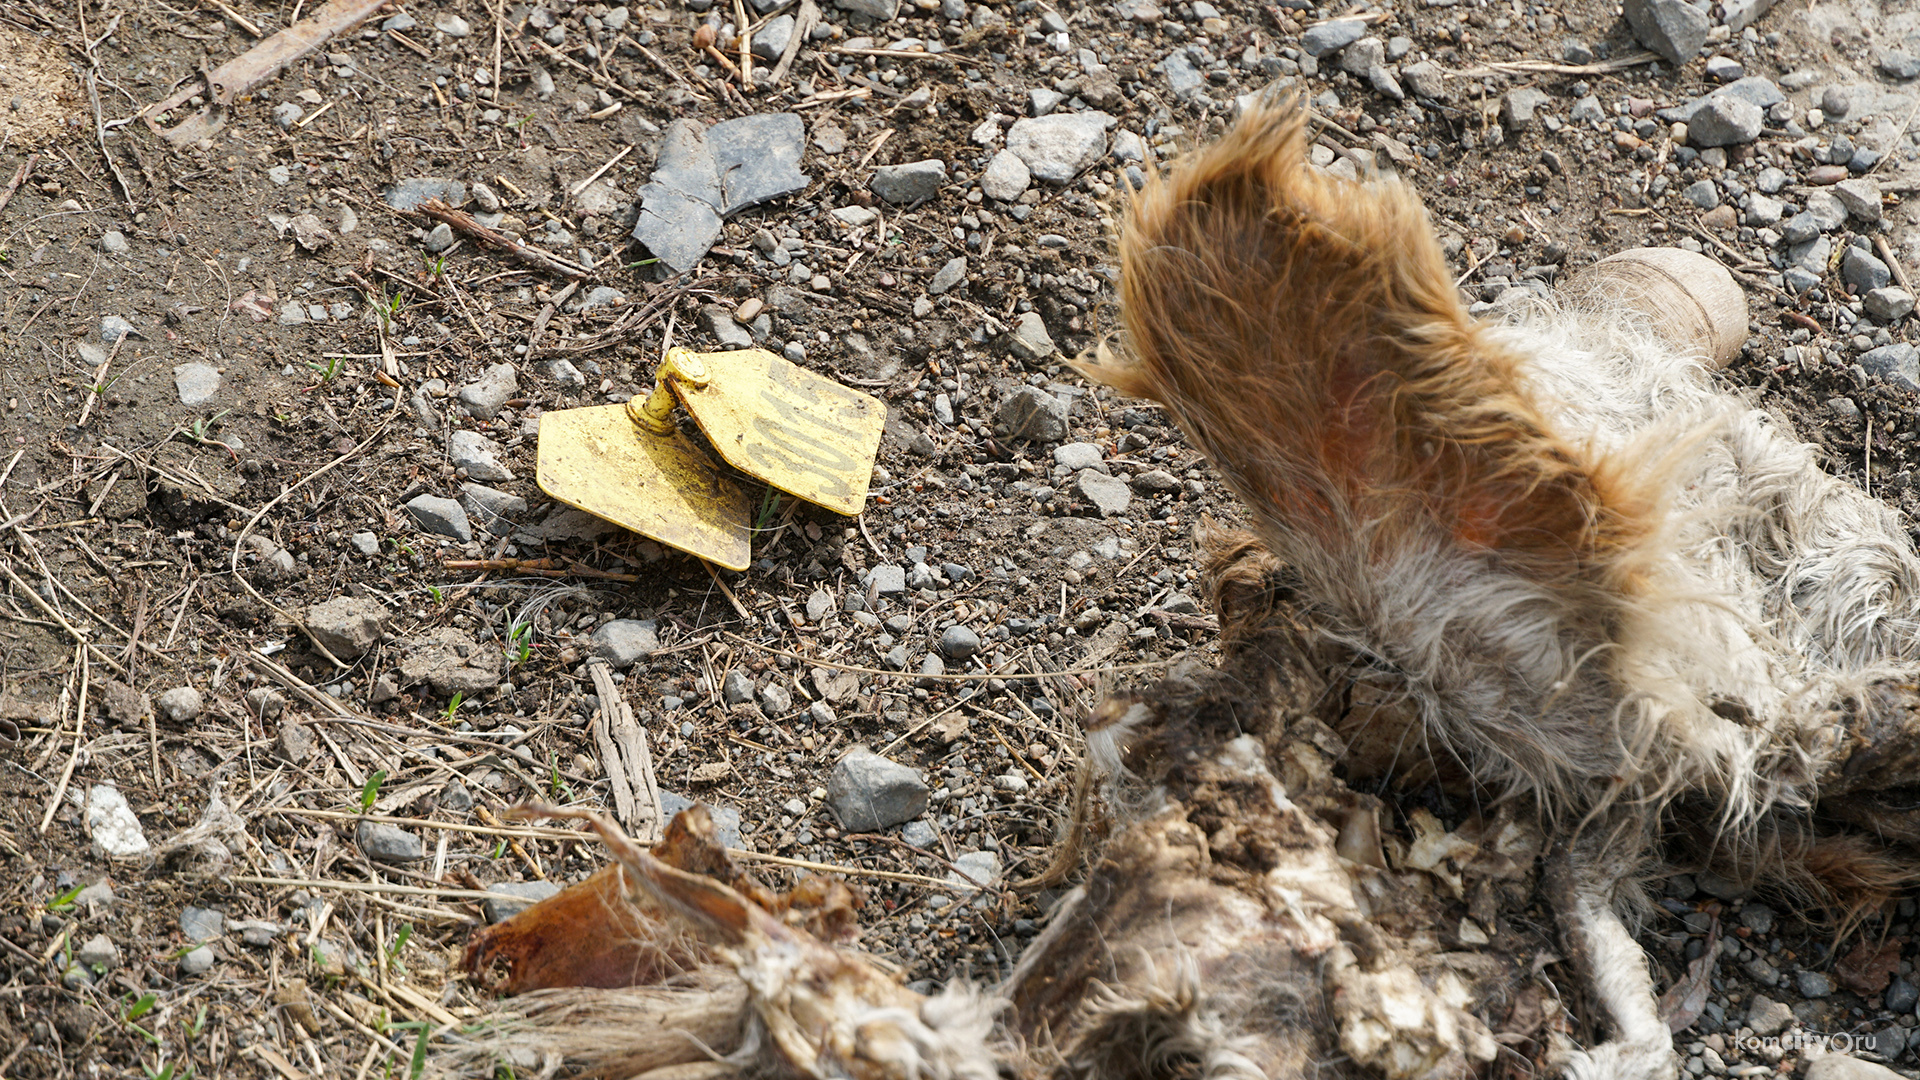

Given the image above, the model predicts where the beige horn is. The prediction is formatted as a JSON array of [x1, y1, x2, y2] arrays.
[[1564, 247, 1750, 369]]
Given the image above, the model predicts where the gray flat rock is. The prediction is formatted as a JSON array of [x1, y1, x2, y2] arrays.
[[592, 619, 660, 668], [406, 494, 472, 541], [1006, 112, 1116, 182], [385, 178, 467, 211], [483, 881, 563, 923], [449, 429, 514, 481], [711, 113, 810, 214], [306, 596, 390, 658], [174, 363, 222, 406], [631, 183, 725, 274], [356, 819, 425, 862]]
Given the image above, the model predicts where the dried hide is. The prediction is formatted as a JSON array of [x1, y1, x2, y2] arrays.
[[449, 102, 1920, 1080]]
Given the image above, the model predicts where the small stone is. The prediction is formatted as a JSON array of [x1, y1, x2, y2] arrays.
[[1808, 164, 1850, 185], [1703, 55, 1743, 81], [998, 385, 1069, 441], [1843, 247, 1893, 293], [306, 597, 390, 658], [573, 286, 625, 312], [1007, 312, 1055, 360], [483, 881, 562, 923], [1880, 50, 1920, 81], [1300, 18, 1365, 56], [1622, 0, 1709, 67], [1030, 87, 1068, 115], [99, 230, 130, 253], [1738, 902, 1775, 934], [592, 619, 660, 668], [75, 881, 116, 910], [448, 430, 514, 482], [540, 359, 586, 388], [703, 304, 755, 348], [834, 0, 899, 17], [178, 946, 216, 976], [270, 102, 304, 130], [173, 363, 221, 406], [1682, 179, 1720, 209], [349, 531, 380, 556], [902, 820, 938, 847], [1755, 166, 1788, 193], [1821, 86, 1851, 117], [405, 494, 472, 541], [77, 934, 119, 971], [1797, 970, 1835, 998], [946, 850, 1002, 890], [180, 906, 225, 942], [929, 256, 968, 295], [806, 590, 835, 623], [751, 13, 794, 59], [460, 483, 528, 532], [871, 159, 947, 204], [1131, 468, 1181, 493], [457, 363, 519, 419], [1005, 112, 1116, 183], [1159, 51, 1203, 97], [1834, 177, 1882, 222], [1865, 288, 1916, 322], [1885, 975, 1917, 1014], [867, 564, 907, 594], [1401, 60, 1445, 100], [917, 653, 946, 682], [155, 686, 203, 723], [385, 178, 468, 212], [723, 668, 755, 705], [938, 625, 981, 660], [434, 12, 471, 35], [1074, 469, 1133, 516], [356, 820, 425, 862], [441, 778, 474, 813], [423, 223, 455, 253], [1500, 87, 1551, 132], [275, 719, 315, 762], [981, 149, 1031, 201], [757, 683, 792, 714], [87, 785, 149, 857], [1700, 202, 1737, 231], [1687, 96, 1762, 147], [826, 749, 929, 832], [1859, 344, 1920, 391], [1053, 442, 1104, 470], [1747, 995, 1792, 1037]]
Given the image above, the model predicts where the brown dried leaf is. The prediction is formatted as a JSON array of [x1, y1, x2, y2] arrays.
[[1836, 938, 1902, 996]]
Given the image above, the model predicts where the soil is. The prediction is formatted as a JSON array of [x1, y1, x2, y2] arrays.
[[2, 0, 1918, 1076]]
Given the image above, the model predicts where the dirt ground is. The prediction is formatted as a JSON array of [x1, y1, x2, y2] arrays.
[[4, 0, 1920, 1075]]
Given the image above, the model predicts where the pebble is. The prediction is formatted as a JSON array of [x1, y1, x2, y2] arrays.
[[1843, 247, 1892, 293], [1739, 902, 1775, 934], [457, 363, 519, 420], [751, 13, 794, 59], [929, 256, 968, 295], [704, 304, 755, 348], [1887, 976, 1918, 1013], [938, 625, 981, 660], [178, 946, 216, 976], [1075, 469, 1133, 516], [1682, 179, 1720, 210], [1007, 312, 1055, 360], [448, 429, 514, 481], [1500, 88, 1551, 132], [441, 778, 474, 813], [483, 882, 562, 923], [306, 597, 390, 658], [1300, 17, 1365, 57], [872, 159, 947, 204], [180, 905, 225, 942], [573, 286, 625, 312], [1865, 288, 1916, 322], [1860, 344, 1920, 391], [86, 784, 149, 857], [99, 230, 130, 254], [434, 12, 471, 36], [356, 820, 425, 862], [1747, 994, 1793, 1036], [1005, 112, 1115, 183], [100, 315, 141, 344], [867, 564, 907, 594], [1797, 970, 1834, 998], [946, 850, 1002, 890], [1703, 55, 1743, 81], [1687, 96, 1763, 147], [806, 590, 835, 623], [1622, 0, 1708, 67], [1054, 442, 1104, 470], [405, 494, 472, 542], [758, 683, 792, 714], [76, 934, 119, 971], [385, 178, 467, 211], [155, 686, 203, 723], [998, 385, 1069, 441], [723, 668, 755, 704], [902, 820, 938, 847], [1880, 50, 1920, 81], [461, 483, 529, 532], [1834, 177, 1882, 223], [981, 149, 1032, 202], [826, 749, 929, 832], [1821, 86, 1851, 117], [540, 359, 587, 388], [173, 362, 222, 406], [593, 619, 660, 668]]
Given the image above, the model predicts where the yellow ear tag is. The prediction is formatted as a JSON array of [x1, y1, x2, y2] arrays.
[[535, 347, 884, 571]]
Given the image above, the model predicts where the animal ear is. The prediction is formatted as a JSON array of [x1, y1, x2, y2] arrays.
[[1081, 101, 1647, 582]]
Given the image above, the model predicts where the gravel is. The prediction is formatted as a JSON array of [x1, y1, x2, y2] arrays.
[[405, 494, 472, 541], [356, 820, 426, 862]]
